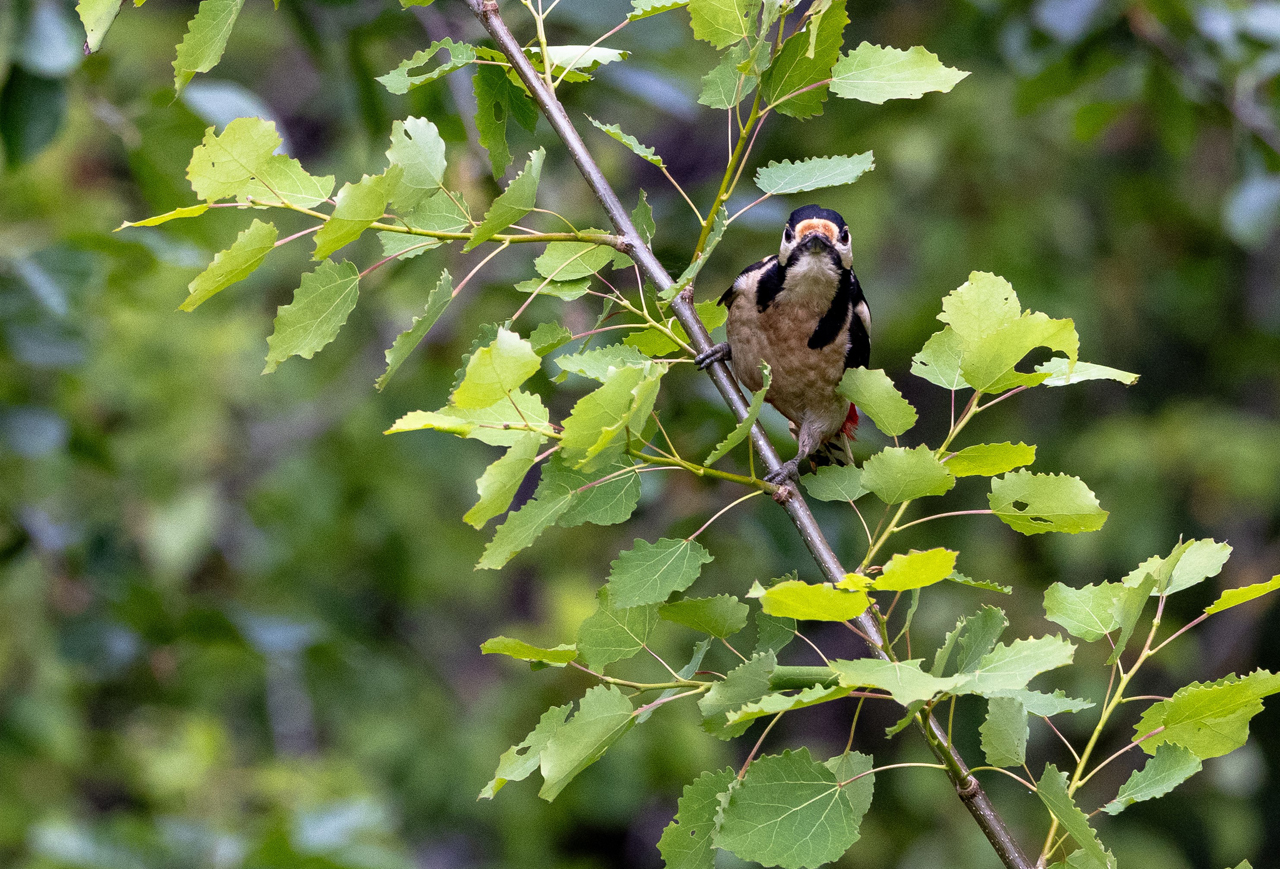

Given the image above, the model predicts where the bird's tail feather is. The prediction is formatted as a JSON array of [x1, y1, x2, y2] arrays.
[[811, 405, 859, 468]]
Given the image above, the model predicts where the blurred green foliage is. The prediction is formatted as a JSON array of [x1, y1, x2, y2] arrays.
[[1, 0, 1278, 867]]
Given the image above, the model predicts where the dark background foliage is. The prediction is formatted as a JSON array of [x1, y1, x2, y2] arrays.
[[1, 0, 1278, 867]]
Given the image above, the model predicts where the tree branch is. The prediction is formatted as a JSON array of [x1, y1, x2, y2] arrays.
[[463, 3, 1032, 867]]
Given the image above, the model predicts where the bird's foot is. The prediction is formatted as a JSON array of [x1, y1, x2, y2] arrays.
[[694, 342, 731, 370], [765, 459, 800, 502]]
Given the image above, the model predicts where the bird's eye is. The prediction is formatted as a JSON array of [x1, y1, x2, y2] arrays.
[[783, 227, 794, 243], [838, 227, 850, 244]]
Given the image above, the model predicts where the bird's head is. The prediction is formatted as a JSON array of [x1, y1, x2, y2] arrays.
[[780, 205, 852, 270]]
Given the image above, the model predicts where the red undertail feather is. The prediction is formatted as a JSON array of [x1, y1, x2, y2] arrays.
[[840, 404, 859, 439]]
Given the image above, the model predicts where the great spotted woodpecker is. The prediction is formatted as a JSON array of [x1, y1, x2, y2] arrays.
[[695, 205, 871, 485]]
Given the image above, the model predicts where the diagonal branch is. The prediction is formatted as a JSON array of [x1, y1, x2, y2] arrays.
[[462, 3, 1032, 867]]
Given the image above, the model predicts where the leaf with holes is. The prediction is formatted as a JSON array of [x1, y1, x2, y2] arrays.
[[386, 117, 447, 210], [378, 38, 477, 94], [989, 471, 1107, 535], [657, 766, 734, 869], [473, 64, 540, 179], [479, 703, 571, 799]]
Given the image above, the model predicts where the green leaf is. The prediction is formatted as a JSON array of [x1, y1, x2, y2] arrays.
[[78, 0, 125, 53], [560, 362, 665, 471], [1102, 744, 1201, 815], [514, 277, 592, 300], [687, 0, 760, 48], [990, 688, 1093, 716], [932, 606, 1008, 677], [716, 748, 868, 869], [173, 0, 246, 94], [947, 572, 1012, 594], [181, 219, 277, 311], [724, 684, 852, 728], [699, 651, 776, 739], [479, 704, 571, 799], [530, 322, 573, 356], [1206, 575, 1280, 615], [823, 750, 875, 834], [577, 587, 660, 670], [1165, 538, 1232, 595], [1043, 581, 1134, 642], [607, 538, 714, 608], [556, 345, 652, 381], [1108, 572, 1156, 666], [539, 685, 635, 800], [377, 190, 471, 261], [262, 260, 360, 374], [632, 189, 656, 245], [980, 696, 1027, 768], [585, 115, 664, 168], [946, 442, 1036, 477], [657, 767, 734, 869], [660, 595, 749, 638], [534, 238, 618, 280], [1036, 766, 1113, 869], [313, 167, 400, 260], [386, 117, 447, 210], [116, 204, 209, 229], [830, 42, 970, 104], [548, 455, 644, 528], [187, 117, 334, 207], [666, 208, 729, 300], [377, 38, 477, 95], [1134, 670, 1280, 759], [529, 45, 629, 78], [639, 639, 712, 725], [1036, 357, 1139, 387], [699, 42, 756, 109], [803, 465, 867, 502], [910, 326, 967, 390], [466, 148, 545, 251], [754, 153, 877, 200], [463, 433, 542, 528], [953, 635, 1077, 697], [376, 270, 453, 391], [831, 658, 961, 705], [480, 636, 577, 666], [755, 609, 795, 657], [874, 548, 957, 592], [989, 471, 1108, 535], [631, 0, 690, 20], [386, 390, 548, 448], [759, 2, 847, 118], [451, 327, 543, 410], [835, 367, 915, 436], [478, 486, 572, 570], [861, 445, 955, 504], [472, 64, 539, 179], [705, 363, 770, 465], [756, 579, 869, 622]]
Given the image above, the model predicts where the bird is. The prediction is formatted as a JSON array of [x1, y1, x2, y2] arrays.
[[695, 204, 871, 486]]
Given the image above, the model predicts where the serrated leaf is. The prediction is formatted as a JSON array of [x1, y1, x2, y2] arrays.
[[377, 38, 477, 95], [262, 259, 360, 373], [386, 390, 548, 447], [376, 269, 453, 391], [1036, 357, 1138, 387], [990, 688, 1094, 716], [657, 767, 734, 869], [187, 117, 334, 207], [1108, 572, 1156, 666], [451, 327, 542, 409], [1133, 669, 1280, 759], [1043, 581, 1132, 642], [705, 363, 770, 465], [911, 325, 967, 390], [835, 367, 915, 436], [725, 684, 852, 728], [699, 41, 756, 109], [466, 149, 545, 251], [386, 117, 447, 210], [933, 606, 1008, 678], [173, 0, 246, 94], [947, 572, 1012, 594], [560, 362, 665, 471], [758, 580, 869, 622], [660, 595, 749, 638], [687, 0, 760, 48], [585, 115, 665, 167], [530, 322, 573, 356], [313, 167, 400, 260], [78, 0, 125, 53], [874, 548, 957, 592], [831, 657, 961, 706], [631, 0, 689, 20], [480, 636, 577, 666], [989, 470, 1107, 535], [1206, 575, 1280, 615], [116, 204, 209, 229], [946, 442, 1036, 477], [640, 639, 712, 725], [539, 685, 634, 800], [1102, 744, 1201, 815], [535, 238, 617, 280], [699, 652, 775, 739], [577, 587, 660, 670], [529, 45, 628, 77], [861, 445, 955, 504], [478, 485, 571, 570], [830, 42, 970, 104], [803, 464, 867, 502], [464, 432, 542, 528], [759, 2, 847, 118], [607, 538, 713, 608], [953, 635, 1077, 697], [666, 208, 728, 300], [473, 64, 539, 179], [980, 696, 1028, 768], [514, 276, 592, 300], [479, 704, 571, 799], [556, 345, 652, 381], [378, 190, 471, 261], [1036, 765, 1113, 868], [181, 219, 277, 311], [549, 455, 644, 528], [1165, 539, 1232, 595], [755, 610, 795, 656]]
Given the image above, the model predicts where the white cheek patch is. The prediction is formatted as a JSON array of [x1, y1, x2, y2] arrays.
[[854, 300, 871, 331]]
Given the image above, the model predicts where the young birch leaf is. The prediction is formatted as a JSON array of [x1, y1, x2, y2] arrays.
[[78, 0, 124, 53], [1102, 744, 1201, 815], [861, 445, 955, 504], [387, 390, 548, 447], [946, 442, 1036, 477], [386, 117, 447, 210], [874, 548, 957, 592], [607, 538, 713, 608], [577, 587, 660, 670], [116, 204, 209, 229], [759, 2, 847, 118], [725, 684, 852, 728], [699, 651, 775, 739], [830, 42, 970, 104], [181, 219, 277, 311], [756, 579, 869, 622], [687, 0, 760, 49], [479, 703, 571, 799], [953, 635, 1076, 697], [754, 153, 875, 195], [376, 270, 453, 391], [1036, 357, 1138, 387], [660, 595, 749, 638], [803, 465, 867, 501], [835, 367, 915, 436], [313, 167, 400, 260], [451, 327, 542, 409], [699, 42, 756, 109], [1036, 766, 1114, 869], [186, 116, 279, 202], [716, 748, 866, 869], [1133, 670, 1280, 759], [172, 0, 246, 94], [830, 658, 961, 706], [263, 260, 360, 373], [585, 115, 665, 167], [377, 38, 477, 95], [705, 364, 770, 465], [980, 696, 1028, 767], [466, 148, 545, 251], [1043, 581, 1130, 642], [911, 326, 967, 390], [657, 767, 734, 869], [464, 433, 542, 528], [473, 64, 539, 179], [560, 362, 665, 471], [480, 636, 577, 666], [539, 685, 635, 801], [556, 345, 652, 382], [1206, 575, 1280, 615], [989, 470, 1107, 535]]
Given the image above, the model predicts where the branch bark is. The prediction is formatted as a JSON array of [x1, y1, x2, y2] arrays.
[[463, 3, 1033, 867]]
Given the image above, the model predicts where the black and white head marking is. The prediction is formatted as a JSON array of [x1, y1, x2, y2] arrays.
[[780, 205, 852, 270]]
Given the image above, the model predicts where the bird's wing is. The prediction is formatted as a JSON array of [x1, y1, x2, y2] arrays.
[[844, 271, 871, 370]]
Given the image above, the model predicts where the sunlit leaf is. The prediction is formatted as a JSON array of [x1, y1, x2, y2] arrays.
[[831, 657, 961, 705], [1133, 669, 1280, 760], [464, 433, 542, 528], [386, 117, 447, 210], [830, 42, 969, 104], [724, 684, 851, 728], [556, 345, 652, 382], [910, 325, 967, 390], [699, 41, 756, 109], [535, 238, 618, 280], [480, 636, 577, 666], [835, 367, 915, 436], [78, 0, 125, 53], [861, 445, 955, 504], [989, 470, 1107, 535], [173, 0, 246, 94], [116, 204, 209, 229], [1206, 575, 1280, 616], [451, 327, 542, 409], [312, 167, 399, 260], [1036, 357, 1138, 387], [756, 579, 869, 621], [181, 218, 277, 311], [630, 0, 689, 20], [560, 361, 665, 471], [980, 696, 1027, 767], [376, 270, 453, 391], [952, 635, 1076, 697], [874, 548, 957, 592], [687, 0, 760, 48]]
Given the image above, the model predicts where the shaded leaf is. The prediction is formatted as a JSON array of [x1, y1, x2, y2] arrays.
[[466, 148, 545, 251], [699, 651, 775, 739], [1036, 765, 1113, 868], [577, 587, 660, 670], [660, 595, 750, 638], [836, 367, 915, 436], [181, 219, 277, 311], [263, 259, 360, 373], [463, 432, 542, 528], [803, 464, 867, 501], [378, 38, 477, 95], [953, 635, 1077, 697], [530, 322, 573, 356], [705, 363, 770, 465], [539, 685, 635, 800], [173, 0, 246, 94], [535, 238, 618, 280], [556, 345, 652, 382], [472, 64, 539, 179], [514, 276, 592, 300], [831, 657, 961, 706], [724, 684, 851, 728], [607, 538, 713, 608], [830, 42, 969, 104], [377, 190, 471, 261], [386, 116, 447, 210], [1102, 744, 1201, 815], [990, 688, 1093, 717], [586, 115, 664, 167], [980, 696, 1028, 767], [699, 41, 756, 109], [657, 766, 733, 869], [1043, 581, 1133, 642], [376, 270, 453, 391], [479, 704, 571, 799], [759, 2, 848, 118]]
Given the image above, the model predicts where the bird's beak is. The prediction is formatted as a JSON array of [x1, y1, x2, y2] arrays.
[[799, 232, 834, 254]]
